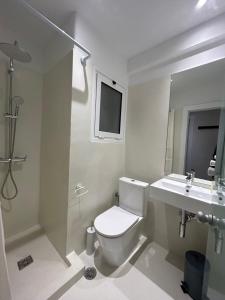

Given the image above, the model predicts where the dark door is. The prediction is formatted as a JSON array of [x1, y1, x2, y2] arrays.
[[185, 109, 220, 180]]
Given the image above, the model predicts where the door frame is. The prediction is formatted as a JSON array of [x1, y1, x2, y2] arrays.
[[178, 101, 222, 174]]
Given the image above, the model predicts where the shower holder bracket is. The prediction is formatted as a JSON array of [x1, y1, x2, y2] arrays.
[[0, 155, 27, 163]]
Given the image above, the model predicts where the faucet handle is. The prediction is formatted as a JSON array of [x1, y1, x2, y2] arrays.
[[186, 172, 192, 180], [190, 169, 195, 177]]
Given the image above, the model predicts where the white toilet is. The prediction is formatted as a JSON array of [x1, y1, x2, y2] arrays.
[[94, 177, 149, 266]]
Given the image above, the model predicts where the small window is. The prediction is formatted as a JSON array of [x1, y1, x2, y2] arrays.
[[94, 72, 127, 141]]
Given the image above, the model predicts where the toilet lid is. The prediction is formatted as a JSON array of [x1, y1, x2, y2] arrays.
[[94, 206, 140, 238]]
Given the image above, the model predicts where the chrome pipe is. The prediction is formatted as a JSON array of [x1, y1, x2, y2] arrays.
[[179, 210, 196, 238], [214, 228, 223, 255], [179, 210, 187, 238], [8, 58, 14, 157], [0, 59, 23, 200]]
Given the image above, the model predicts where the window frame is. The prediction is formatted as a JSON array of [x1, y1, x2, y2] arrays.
[[94, 72, 127, 141]]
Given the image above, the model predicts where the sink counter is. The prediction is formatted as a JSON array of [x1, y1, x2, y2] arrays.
[[150, 178, 225, 214]]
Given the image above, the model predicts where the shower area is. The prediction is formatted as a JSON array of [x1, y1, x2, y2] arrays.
[[0, 0, 134, 295], [0, 42, 84, 300], [0, 2, 91, 299], [0, 41, 30, 201]]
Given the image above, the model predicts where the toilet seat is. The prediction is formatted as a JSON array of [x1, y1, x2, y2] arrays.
[[94, 206, 140, 238]]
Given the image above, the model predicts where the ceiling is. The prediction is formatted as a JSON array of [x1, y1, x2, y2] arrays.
[[1, 0, 225, 59]]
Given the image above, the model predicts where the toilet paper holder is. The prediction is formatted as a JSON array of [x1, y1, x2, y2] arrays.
[[74, 183, 88, 198]]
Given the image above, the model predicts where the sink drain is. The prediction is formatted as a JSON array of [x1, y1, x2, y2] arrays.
[[84, 267, 97, 280]]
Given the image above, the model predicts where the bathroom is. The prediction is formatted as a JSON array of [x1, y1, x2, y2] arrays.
[[0, 0, 225, 299]]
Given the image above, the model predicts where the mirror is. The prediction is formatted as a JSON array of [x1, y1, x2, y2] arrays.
[[165, 59, 225, 181]]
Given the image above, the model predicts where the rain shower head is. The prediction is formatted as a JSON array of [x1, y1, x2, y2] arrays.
[[0, 41, 31, 63]]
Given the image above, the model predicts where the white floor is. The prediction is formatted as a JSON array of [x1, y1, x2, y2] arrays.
[[60, 242, 191, 300], [6, 233, 83, 300]]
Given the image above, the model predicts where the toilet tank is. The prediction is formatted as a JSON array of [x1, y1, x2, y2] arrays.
[[119, 177, 149, 217]]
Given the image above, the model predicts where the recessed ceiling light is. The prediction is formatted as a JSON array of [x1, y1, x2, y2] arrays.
[[196, 0, 208, 9]]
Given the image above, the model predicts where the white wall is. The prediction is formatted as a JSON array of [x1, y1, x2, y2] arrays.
[[73, 15, 127, 86], [40, 53, 73, 258], [43, 13, 75, 73], [126, 77, 207, 258], [66, 14, 128, 254], [0, 60, 43, 239], [126, 77, 170, 240]]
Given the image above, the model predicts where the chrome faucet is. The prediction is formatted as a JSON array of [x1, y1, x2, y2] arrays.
[[185, 170, 195, 192]]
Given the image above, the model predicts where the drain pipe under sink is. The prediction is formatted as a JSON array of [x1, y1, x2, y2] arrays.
[[179, 210, 195, 238]]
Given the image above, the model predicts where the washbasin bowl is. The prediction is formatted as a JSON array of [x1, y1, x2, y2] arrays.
[[159, 179, 212, 202], [150, 178, 224, 214]]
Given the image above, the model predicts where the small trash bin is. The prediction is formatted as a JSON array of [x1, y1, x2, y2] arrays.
[[181, 251, 210, 300]]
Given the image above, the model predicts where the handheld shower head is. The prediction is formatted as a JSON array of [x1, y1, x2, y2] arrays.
[[13, 96, 24, 106], [13, 96, 24, 117]]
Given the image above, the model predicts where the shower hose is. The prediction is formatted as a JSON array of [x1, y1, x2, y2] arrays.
[[1, 162, 18, 200], [1, 112, 18, 200], [0, 46, 28, 201]]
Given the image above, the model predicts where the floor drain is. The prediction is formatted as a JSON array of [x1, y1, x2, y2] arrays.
[[84, 267, 97, 280], [17, 255, 33, 271]]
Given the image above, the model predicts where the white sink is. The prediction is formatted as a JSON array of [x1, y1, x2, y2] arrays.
[[150, 178, 224, 214]]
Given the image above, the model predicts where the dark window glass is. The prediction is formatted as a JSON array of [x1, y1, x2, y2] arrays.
[[99, 82, 122, 134]]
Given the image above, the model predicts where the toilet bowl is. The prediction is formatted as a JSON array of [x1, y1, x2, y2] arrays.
[[94, 205, 143, 266], [94, 177, 149, 266]]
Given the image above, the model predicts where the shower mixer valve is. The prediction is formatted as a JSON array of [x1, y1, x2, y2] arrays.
[[0, 94, 27, 164], [0, 156, 27, 163]]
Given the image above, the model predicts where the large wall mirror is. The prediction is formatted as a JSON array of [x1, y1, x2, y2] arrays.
[[165, 59, 225, 181]]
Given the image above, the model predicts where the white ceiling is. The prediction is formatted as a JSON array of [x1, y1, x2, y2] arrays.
[[1, 0, 225, 59]]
